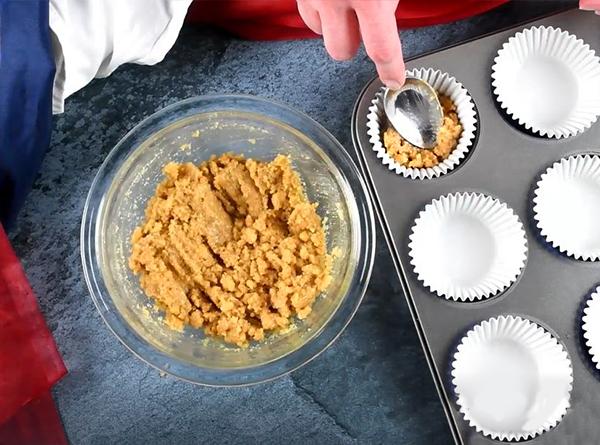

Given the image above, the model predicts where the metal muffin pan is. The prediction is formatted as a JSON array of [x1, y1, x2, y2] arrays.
[[351, 9, 600, 445]]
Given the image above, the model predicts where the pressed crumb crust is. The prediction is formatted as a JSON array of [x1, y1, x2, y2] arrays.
[[383, 94, 463, 169], [129, 154, 332, 347]]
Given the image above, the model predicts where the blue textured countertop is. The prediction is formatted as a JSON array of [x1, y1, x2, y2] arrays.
[[10, 3, 572, 444]]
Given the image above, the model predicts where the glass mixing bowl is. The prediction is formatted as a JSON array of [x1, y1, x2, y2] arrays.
[[81, 95, 375, 386]]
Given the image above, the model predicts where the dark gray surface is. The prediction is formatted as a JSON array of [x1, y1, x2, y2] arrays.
[[353, 8, 600, 445], [9, 2, 574, 444]]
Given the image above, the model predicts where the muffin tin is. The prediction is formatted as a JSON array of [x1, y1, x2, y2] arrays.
[[351, 9, 600, 444]]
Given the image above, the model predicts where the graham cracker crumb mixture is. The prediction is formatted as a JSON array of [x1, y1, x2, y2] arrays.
[[129, 154, 332, 347], [383, 94, 462, 169]]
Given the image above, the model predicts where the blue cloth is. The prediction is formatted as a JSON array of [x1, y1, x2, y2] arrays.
[[0, 0, 54, 228]]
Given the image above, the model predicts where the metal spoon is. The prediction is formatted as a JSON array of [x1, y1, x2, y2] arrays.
[[383, 78, 444, 149]]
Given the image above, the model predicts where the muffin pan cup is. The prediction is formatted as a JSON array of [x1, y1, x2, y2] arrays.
[[409, 192, 527, 302], [367, 67, 477, 179], [451, 315, 573, 441], [533, 154, 600, 261], [582, 287, 600, 370], [492, 26, 600, 139], [351, 9, 600, 444]]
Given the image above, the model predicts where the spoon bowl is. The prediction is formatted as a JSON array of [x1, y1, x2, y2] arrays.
[[383, 78, 443, 149]]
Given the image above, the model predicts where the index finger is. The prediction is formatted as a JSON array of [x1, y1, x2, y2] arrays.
[[355, 1, 405, 88]]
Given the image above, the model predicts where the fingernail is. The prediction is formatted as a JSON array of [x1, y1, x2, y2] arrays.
[[382, 80, 403, 90]]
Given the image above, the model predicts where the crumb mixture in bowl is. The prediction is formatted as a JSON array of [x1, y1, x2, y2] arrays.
[[83, 95, 376, 385], [383, 94, 462, 168], [129, 154, 333, 347]]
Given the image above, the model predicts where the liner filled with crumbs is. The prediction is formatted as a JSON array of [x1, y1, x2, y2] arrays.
[[366, 67, 477, 180]]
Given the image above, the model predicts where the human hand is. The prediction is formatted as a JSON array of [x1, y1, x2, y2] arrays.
[[297, 0, 405, 88], [580, 0, 600, 13]]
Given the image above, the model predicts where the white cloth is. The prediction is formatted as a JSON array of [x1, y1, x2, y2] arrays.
[[49, 0, 193, 114]]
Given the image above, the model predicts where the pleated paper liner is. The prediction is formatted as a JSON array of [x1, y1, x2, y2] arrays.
[[583, 286, 600, 369], [366, 68, 477, 179], [409, 192, 527, 301], [533, 154, 600, 261], [492, 26, 600, 138], [451, 315, 573, 441]]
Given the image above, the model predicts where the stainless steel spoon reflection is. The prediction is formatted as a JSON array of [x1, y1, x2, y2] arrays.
[[383, 78, 443, 149]]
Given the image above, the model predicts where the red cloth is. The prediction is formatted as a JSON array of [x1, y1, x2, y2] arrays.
[[0, 225, 67, 445], [187, 0, 509, 40], [0, 393, 68, 445]]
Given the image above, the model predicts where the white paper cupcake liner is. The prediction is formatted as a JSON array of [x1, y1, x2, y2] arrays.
[[367, 68, 477, 180], [582, 287, 600, 369], [451, 315, 573, 441], [408, 193, 527, 301], [492, 26, 600, 138], [533, 154, 600, 261]]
